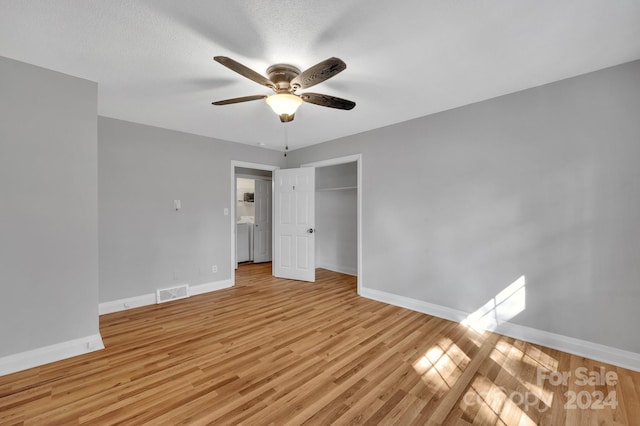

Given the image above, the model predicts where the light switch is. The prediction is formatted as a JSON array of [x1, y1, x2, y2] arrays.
[[223, 208, 229, 216], [174, 200, 181, 210]]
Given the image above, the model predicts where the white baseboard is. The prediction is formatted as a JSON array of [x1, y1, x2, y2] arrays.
[[190, 279, 233, 296], [360, 287, 640, 372], [0, 333, 104, 377], [99, 292, 156, 315], [317, 262, 357, 276], [99, 279, 234, 315], [361, 287, 467, 323]]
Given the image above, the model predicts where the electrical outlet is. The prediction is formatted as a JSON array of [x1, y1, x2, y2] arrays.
[[211, 265, 218, 273], [124, 302, 130, 308]]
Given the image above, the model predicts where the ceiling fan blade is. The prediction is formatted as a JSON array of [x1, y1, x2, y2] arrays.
[[291, 57, 346, 90], [214, 56, 275, 90], [212, 94, 267, 105], [300, 93, 356, 110]]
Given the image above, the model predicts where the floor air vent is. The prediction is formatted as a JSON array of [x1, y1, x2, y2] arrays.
[[156, 284, 189, 304]]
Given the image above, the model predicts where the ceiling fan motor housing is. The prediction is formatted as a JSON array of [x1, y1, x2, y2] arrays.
[[266, 64, 301, 92]]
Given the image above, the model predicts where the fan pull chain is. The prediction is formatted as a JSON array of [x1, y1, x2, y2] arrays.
[[284, 125, 289, 157]]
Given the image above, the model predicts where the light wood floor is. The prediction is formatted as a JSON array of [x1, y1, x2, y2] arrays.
[[1, 263, 639, 425]]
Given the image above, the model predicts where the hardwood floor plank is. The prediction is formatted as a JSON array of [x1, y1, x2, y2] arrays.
[[0, 262, 638, 425]]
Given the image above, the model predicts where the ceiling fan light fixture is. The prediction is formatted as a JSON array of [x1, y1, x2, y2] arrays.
[[266, 93, 303, 117]]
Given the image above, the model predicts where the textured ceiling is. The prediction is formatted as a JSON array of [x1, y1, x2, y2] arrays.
[[1, 0, 640, 151]]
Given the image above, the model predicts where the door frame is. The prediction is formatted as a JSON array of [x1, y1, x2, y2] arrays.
[[230, 161, 280, 285], [301, 154, 363, 295]]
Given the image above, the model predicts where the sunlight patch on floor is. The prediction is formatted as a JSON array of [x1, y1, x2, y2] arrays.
[[489, 342, 554, 408], [524, 344, 558, 372], [462, 375, 540, 426], [413, 338, 471, 389]]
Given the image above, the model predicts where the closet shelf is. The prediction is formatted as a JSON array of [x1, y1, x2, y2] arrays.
[[316, 186, 357, 191]]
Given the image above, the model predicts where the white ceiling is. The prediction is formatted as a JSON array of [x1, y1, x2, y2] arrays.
[[1, 1, 639, 151]]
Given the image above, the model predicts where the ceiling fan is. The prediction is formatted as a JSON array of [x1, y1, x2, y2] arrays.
[[212, 56, 356, 122]]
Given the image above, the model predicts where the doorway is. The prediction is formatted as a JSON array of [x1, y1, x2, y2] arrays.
[[302, 154, 362, 295], [230, 161, 279, 283], [314, 162, 358, 276], [235, 171, 272, 265], [230, 155, 362, 294]]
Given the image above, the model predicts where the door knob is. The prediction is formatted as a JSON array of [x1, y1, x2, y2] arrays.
[[307, 228, 315, 234]]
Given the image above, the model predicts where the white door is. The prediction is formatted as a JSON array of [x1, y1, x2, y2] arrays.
[[274, 167, 315, 282], [253, 178, 272, 263]]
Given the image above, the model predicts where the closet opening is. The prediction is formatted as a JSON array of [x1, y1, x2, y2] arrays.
[[314, 162, 358, 277], [302, 153, 362, 294]]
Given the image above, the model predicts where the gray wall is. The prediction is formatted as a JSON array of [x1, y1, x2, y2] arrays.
[[98, 118, 285, 302], [315, 163, 357, 275], [0, 56, 99, 357], [287, 60, 640, 353]]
